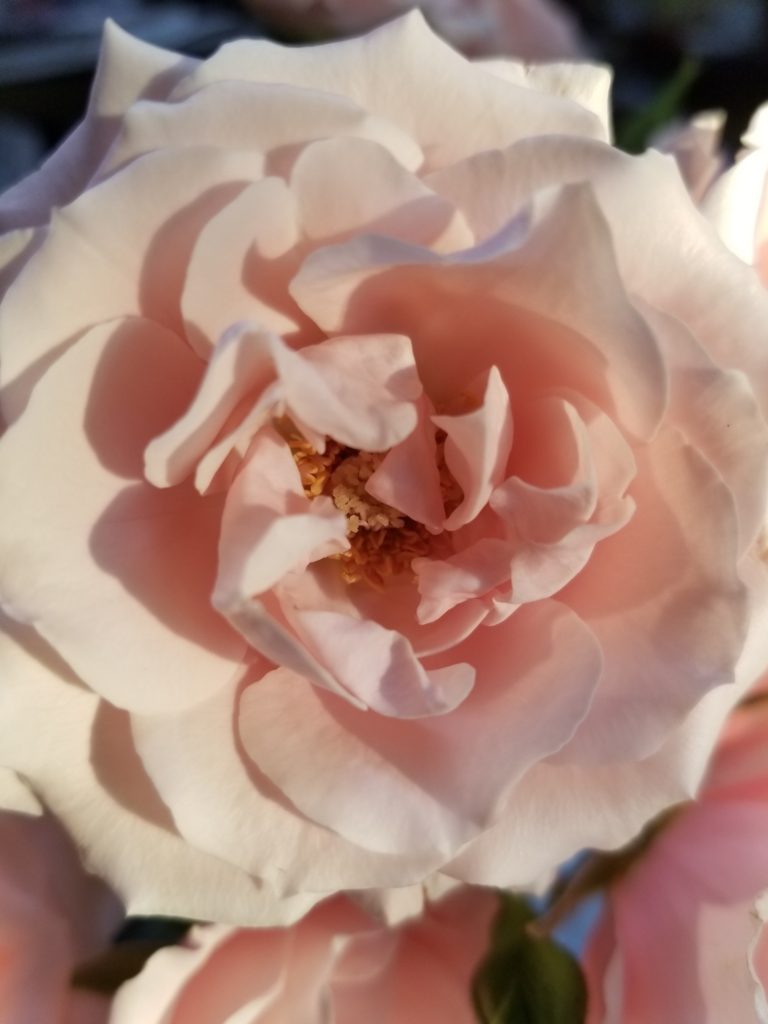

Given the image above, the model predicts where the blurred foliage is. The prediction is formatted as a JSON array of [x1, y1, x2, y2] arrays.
[[472, 893, 587, 1024], [615, 58, 700, 152]]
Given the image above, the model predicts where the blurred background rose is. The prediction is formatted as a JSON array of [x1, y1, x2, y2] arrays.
[[584, 696, 768, 1023]]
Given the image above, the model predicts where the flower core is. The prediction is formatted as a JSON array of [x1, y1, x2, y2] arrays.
[[279, 420, 454, 587]]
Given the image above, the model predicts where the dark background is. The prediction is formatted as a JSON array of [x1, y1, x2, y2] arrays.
[[1, 0, 767, 190]]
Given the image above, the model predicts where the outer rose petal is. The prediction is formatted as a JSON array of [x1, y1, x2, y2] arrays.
[[0, 318, 246, 713], [0, 614, 324, 926], [0, 145, 263, 424], [174, 11, 605, 165], [130, 674, 444, 895], [0, 21, 197, 231]]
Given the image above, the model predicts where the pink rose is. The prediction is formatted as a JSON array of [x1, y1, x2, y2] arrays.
[[0, 771, 120, 1024], [108, 887, 495, 1024], [585, 699, 768, 1024], [242, 0, 583, 60], [704, 102, 768, 287], [1, 14, 768, 921]]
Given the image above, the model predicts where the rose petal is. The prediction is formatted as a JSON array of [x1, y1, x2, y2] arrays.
[[275, 332, 421, 451], [558, 426, 747, 762], [433, 366, 513, 529], [0, 318, 245, 713], [291, 609, 475, 717], [291, 135, 461, 247], [414, 538, 513, 624], [214, 425, 349, 603], [144, 325, 278, 488], [175, 11, 604, 167], [239, 600, 600, 857], [99, 78, 424, 180], [366, 396, 445, 531], [131, 673, 442, 895], [292, 182, 668, 441], [0, 615, 319, 925], [0, 145, 263, 422], [181, 177, 303, 357]]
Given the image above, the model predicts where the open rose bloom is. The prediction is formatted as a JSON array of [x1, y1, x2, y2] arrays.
[[109, 887, 495, 1024], [1, 13, 768, 921], [585, 699, 768, 1024]]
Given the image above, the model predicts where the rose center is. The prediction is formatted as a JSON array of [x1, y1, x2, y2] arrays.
[[277, 419, 456, 587]]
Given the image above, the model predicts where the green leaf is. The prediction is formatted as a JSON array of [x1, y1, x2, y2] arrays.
[[472, 893, 587, 1024], [616, 59, 701, 154]]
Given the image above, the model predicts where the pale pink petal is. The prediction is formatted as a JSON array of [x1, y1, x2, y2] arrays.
[[0, 227, 37, 303], [110, 926, 290, 1024], [646, 303, 768, 554], [446, 668, 754, 890], [290, 136, 458, 246], [414, 538, 513, 624], [160, 77, 423, 172], [181, 177, 302, 357], [239, 600, 600, 857], [144, 326, 278, 488], [277, 562, 489, 659], [0, 145, 263, 422], [591, 803, 768, 1024], [433, 366, 513, 529], [384, 887, 498, 1024], [558, 427, 747, 763], [704, 146, 768, 267], [292, 183, 668, 441], [291, 609, 474, 717], [0, 614, 320, 926], [214, 425, 349, 602], [522, 63, 610, 137], [175, 11, 604, 167], [131, 673, 442, 895], [653, 109, 725, 202], [429, 137, 768, 413], [276, 333, 421, 451], [0, 318, 245, 713], [366, 396, 445, 531]]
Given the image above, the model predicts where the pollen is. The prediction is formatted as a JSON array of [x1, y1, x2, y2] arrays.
[[277, 418, 456, 588]]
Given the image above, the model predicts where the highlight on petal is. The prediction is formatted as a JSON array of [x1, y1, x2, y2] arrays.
[[275, 332, 421, 451]]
